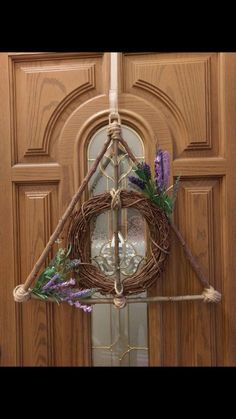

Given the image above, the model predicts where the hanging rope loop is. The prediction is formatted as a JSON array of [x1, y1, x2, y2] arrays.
[[109, 112, 121, 126], [113, 279, 125, 308], [107, 120, 121, 141], [114, 280, 123, 296]]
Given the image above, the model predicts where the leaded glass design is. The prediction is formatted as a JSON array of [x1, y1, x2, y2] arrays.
[[87, 125, 148, 366]]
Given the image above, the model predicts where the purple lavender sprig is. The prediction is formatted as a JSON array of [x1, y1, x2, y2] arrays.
[[62, 288, 94, 301], [42, 273, 60, 290], [128, 175, 146, 190], [32, 247, 95, 312], [154, 149, 162, 190], [67, 299, 92, 312], [129, 162, 152, 193], [128, 150, 179, 216], [48, 278, 76, 290], [74, 301, 92, 312], [137, 162, 151, 180], [154, 149, 170, 192], [61, 288, 95, 312], [60, 278, 76, 287]]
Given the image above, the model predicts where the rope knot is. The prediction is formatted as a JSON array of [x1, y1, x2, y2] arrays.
[[202, 286, 221, 303], [13, 285, 31, 303], [110, 188, 121, 209], [113, 281, 125, 308], [107, 120, 121, 140], [113, 295, 127, 309]]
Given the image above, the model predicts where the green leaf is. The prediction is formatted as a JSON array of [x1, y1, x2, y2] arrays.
[[34, 268, 52, 290], [134, 167, 147, 181], [164, 200, 173, 215], [65, 243, 72, 258], [31, 290, 49, 300]]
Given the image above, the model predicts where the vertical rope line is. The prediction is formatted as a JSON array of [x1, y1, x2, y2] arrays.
[[109, 52, 118, 114]]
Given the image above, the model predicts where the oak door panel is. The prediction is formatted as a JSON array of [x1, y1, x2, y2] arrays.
[[0, 52, 235, 366]]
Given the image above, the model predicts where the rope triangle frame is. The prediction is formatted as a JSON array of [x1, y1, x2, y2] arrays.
[[13, 119, 221, 307]]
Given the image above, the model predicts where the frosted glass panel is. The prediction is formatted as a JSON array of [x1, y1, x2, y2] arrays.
[[91, 208, 146, 278], [88, 124, 148, 366], [92, 301, 148, 366]]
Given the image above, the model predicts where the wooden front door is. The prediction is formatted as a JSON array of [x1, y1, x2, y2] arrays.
[[0, 52, 235, 366]]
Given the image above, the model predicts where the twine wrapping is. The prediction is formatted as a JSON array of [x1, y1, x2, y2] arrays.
[[202, 286, 221, 303], [107, 122, 121, 140], [13, 285, 31, 302], [110, 188, 121, 210], [114, 281, 123, 295], [113, 295, 127, 309]]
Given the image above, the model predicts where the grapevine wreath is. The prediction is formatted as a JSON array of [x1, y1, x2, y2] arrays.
[[67, 189, 170, 295]]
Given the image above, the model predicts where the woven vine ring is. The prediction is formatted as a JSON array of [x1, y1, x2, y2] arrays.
[[67, 190, 170, 295]]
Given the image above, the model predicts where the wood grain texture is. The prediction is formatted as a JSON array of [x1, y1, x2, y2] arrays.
[[219, 54, 236, 365], [153, 180, 221, 366], [9, 54, 104, 164], [12, 163, 61, 181], [0, 56, 17, 365], [1, 52, 109, 366], [177, 181, 218, 365], [1, 52, 235, 366], [123, 53, 219, 159], [173, 157, 226, 177], [16, 186, 58, 365], [122, 53, 224, 366]]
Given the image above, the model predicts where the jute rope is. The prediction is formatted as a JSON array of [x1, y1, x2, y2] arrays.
[[107, 120, 121, 140], [13, 283, 221, 305], [114, 276, 124, 307], [202, 286, 221, 303], [13, 284, 31, 302], [113, 295, 127, 309], [110, 188, 121, 209]]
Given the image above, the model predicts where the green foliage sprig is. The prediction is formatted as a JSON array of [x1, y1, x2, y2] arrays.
[[128, 151, 180, 217], [32, 245, 95, 312]]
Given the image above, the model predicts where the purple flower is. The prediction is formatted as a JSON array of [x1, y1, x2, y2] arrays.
[[48, 278, 76, 290], [55, 278, 76, 289], [42, 273, 60, 290], [48, 284, 59, 290], [155, 149, 163, 190], [137, 162, 151, 180], [128, 176, 145, 190], [74, 301, 92, 312], [61, 288, 92, 301], [162, 151, 170, 189], [154, 149, 170, 191]]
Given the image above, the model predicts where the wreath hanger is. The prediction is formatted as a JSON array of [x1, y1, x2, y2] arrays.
[[13, 53, 221, 309]]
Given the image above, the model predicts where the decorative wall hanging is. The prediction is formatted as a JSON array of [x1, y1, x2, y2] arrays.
[[13, 53, 221, 310], [67, 189, 170, 295]]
